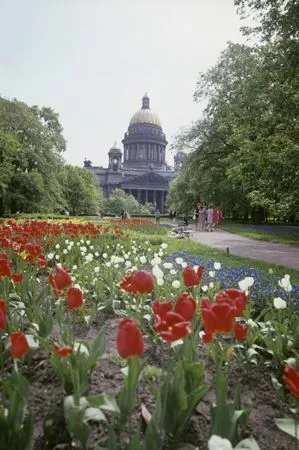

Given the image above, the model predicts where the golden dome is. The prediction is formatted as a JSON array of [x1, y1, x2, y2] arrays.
[[129, 93, 162, 127]]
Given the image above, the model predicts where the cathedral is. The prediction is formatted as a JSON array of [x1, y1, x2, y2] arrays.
[[84, 93, 184, 213]]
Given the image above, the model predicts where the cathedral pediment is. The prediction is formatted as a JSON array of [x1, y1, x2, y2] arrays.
[[121, 171, 169, 188]]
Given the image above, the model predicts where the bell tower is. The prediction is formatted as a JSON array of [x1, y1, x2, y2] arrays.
[[108, 142, 122, 171]]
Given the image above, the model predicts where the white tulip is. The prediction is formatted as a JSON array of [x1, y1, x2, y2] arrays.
[[153, 265, 164, 280], [163, 262, 173, 270], [214, 262, 221, 270], [279, 275, 292, 292], [140, 256, 147, 264], [170, 269, 177, 275], [172, 280, 181, 289], [85, 253, 93, 263], [209, 282, 214, 289], [47, 253, 54, 260], [55, 244, 60, 249], [175, 257, 184, 265], [157, 277, 164, 286], [94, 267, 100, 273], [238, 276, 254, 291], [161, 243, 168, 249], [209, 271, 215, 278], [201, 285, 209, 292], [103, 253, 108, 259], [273, 297, 287, 309]]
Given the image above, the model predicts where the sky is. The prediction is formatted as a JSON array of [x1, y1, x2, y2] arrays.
[[0, 0, 246, 168]]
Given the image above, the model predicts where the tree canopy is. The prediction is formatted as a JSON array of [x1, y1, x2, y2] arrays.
[[169, 1, 299, 221], [105, 189, 152, 216], [0, 96, 103, 216]]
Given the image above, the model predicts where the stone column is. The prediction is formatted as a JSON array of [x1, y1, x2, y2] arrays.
[[145, 190, 148, 203], [161, 191, 164, 213], [137, 189, 141, 202], [153, 190, 156, 208]]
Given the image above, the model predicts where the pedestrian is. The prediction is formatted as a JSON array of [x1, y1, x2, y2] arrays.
[[213, 207, 220, 230], [198, 203, 206, 231], [155, 209, 161, 224], [206, 205, 214, 231], [194, 202, 200, 230]]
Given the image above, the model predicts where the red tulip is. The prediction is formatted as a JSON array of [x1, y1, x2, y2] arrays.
[[131, 270, 155, 294], [0, 253, 12, 277], [182, 266, 198, 287], [116, 318, 144, 358], [120, 274, 138, 295], [197, 265, 204, 281], [54, 343, 73, 357], [174, 292, 196, 321], [10, 332, 29, 359], [201, 298, 236, 334], [155, 311, 191, 342], [282, 365, 299, 397], [38, 255, 47, 268], [201, 331, 213, 344], [215, 289, 247, 317], [153, 299, 173, 320], [0, 299, 7, 329], [182, 266, 203, 288], [234, 323, 248, 341], [11, 273, 23, 283], [49, 264, 72, 291], [120, 270, 154, 295], [67, 287, 83, 309]]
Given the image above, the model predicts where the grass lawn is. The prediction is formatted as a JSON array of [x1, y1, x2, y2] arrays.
[[221, 222, 299, 246]]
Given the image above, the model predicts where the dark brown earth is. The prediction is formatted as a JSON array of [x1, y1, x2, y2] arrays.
[[3, 313, 296, 450]]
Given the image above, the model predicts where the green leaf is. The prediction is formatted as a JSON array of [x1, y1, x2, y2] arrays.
[[63, 396, 89, 447], [145, 419, 163, 450], [83, 407, 106, 423], [107, 425, 118, 450], [91, 326, 106, 357], [86, 393, 120, 413], [127, 434, 142, 450], [275, 418, 299, 439]]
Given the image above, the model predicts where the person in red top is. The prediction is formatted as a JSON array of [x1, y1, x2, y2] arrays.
[[212, 208, 224, 230]]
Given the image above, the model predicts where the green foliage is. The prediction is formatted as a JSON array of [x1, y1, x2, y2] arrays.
[[58, 165, 103, 215], [0, 96, 104, 216], [0, 97, 66, 214], [172, 1, 299, 221], [0, 372, 34, 450], [105, 189, 152, 216]]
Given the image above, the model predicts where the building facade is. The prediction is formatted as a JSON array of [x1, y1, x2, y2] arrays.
[[84, 93, 184, 213]]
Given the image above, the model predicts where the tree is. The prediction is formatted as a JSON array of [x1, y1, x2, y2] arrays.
[[172, 37, 299, 220], [105, 189, 152, 216], [58, 166, 103, 215], [0, 96, 66, 214]]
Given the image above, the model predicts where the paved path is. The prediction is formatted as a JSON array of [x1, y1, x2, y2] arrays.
[[189, 229, 299, 270]]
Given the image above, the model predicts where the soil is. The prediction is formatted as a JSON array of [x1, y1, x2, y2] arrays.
[[3, 312, 296, 450]]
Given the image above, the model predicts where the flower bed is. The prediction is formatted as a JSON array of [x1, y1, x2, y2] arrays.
[[0, 219, 299, 449]]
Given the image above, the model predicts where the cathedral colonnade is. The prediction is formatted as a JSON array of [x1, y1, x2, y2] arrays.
[[123, 189, 167, 213]]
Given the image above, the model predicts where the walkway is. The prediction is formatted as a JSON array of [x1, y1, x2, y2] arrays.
[[190, 229, 299, 271]]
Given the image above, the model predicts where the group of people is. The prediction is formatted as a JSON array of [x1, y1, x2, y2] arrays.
[[194, 203, 223, 232]]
